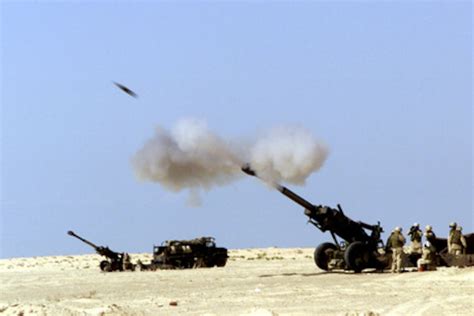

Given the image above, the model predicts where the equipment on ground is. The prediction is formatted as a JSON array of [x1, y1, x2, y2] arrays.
[[242, 164, 387, 273], [150, 237, 228, 269], [433, 234, 474, 267], [67, 230, 134, 272]]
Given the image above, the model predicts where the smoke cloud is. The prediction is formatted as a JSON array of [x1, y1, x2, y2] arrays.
[[132, 119, 242, 192], [132, 118, 328, 199], [249, 126, 328, 185]]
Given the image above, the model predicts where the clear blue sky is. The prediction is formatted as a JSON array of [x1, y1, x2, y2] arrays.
[[1, 1, 472, 258]]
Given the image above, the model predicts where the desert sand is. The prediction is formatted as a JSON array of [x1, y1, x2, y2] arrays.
[[1, 248, 473, 316]]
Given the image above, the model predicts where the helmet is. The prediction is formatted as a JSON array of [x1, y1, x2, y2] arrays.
[[394, 226, 401, 232], [413, 223, 419, 227], [456, 226, 462, 231], [449, 222, 457, 228], [425, 225, 432, 231]]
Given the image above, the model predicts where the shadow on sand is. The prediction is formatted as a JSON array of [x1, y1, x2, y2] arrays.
[[259, 269, 386, 278], [259, 271, 337, 278]]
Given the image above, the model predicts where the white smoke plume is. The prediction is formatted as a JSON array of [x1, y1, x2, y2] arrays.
[[132, 119, 242, 192], [249, 126, 328, 185], [132, 118, 329, 198]]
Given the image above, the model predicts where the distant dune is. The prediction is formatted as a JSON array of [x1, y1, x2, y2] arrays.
[[0, 248, 473, 315]]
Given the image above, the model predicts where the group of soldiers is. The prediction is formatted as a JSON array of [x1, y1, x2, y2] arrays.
[[386, 222, 468, 273]]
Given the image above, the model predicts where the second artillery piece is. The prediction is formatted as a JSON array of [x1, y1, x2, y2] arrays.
[[242, 165, 387, 273], [67, 230, 135, 272]]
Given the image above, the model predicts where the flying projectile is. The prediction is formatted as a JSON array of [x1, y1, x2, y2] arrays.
[[113, 81, 138, 98]]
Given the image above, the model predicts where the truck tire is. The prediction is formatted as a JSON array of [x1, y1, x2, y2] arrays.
[[314, 242, 337, 271], [214, 255, 228, 267], [344, 241, 370, 273]]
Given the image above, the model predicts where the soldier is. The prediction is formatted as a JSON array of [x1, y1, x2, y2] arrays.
[[424, 225, 437, 249], [417, 241, 437, 271], [447, 222, 457, 254], [408, 223, 423, 254], [122, 252, 133, 271], [387, 226, 406, 273], [458, 227, 468, 253], [448, 226, 467, 255]]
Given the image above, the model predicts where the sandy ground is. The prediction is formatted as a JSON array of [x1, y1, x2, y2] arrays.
[[0, 248, 473, 316]]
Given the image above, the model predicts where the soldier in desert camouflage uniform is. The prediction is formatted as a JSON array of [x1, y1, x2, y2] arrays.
[[424, 225, 437, 251], [417, 241, 437, 271], [386, 227, 406, 273], [122, 253, 134, 271], [408, 223, 422, 255], [448, 225, 467, 255]]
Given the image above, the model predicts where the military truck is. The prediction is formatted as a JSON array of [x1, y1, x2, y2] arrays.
[[150, 237, 228, 269]]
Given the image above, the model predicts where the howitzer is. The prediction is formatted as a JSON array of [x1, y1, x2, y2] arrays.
[[242, 164, 387, 272], [67, 230, 134, 272]]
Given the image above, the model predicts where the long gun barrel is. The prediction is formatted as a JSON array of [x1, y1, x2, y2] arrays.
[[275, 184, 316, 212], [67, 230, 120, 260], [242, 164, 316, 211], [67, 230, 99, 250], [241, 164, 375, 245]]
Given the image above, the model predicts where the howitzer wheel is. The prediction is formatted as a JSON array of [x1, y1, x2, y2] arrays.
[[344, 241, 370, 273], [314, 242, 337, 271], [100, 260, 113, 272]]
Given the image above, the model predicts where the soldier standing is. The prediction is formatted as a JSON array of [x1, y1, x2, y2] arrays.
[[122, 252, 133, 271], [448, 222, 457, 254], [424, 225, 437, 250], [388, 227, 406, 273], [448, 226, 467, 255], [458, 227, 467, 253], [408, 223, 423, 254]]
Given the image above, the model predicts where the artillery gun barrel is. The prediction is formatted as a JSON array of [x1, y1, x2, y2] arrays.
[[275, 184, 315, 211], [241, 164, 315, 211], [67, 230, 99, 250]]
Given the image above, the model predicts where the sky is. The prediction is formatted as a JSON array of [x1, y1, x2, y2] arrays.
[[1, 1, 472, 259]]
